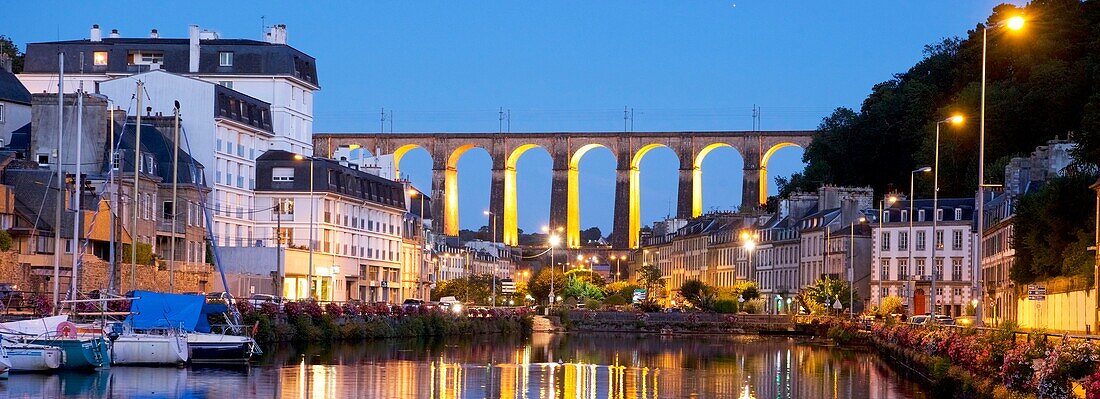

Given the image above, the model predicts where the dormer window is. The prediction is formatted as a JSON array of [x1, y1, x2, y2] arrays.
[[219, 52, 234, 67], [918, 209, 925, 222], [936, 209, 944, 221], [954, 208, 962, 221], [128, 51, 163, 65], [93, 51, 108, 66]]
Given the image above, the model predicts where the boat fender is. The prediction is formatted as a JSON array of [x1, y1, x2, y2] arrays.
[[56, 321, 78, 338], [251, 321, 259, 337]]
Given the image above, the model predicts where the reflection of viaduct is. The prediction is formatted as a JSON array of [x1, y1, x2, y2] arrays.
[[313, 131, 813, 249]]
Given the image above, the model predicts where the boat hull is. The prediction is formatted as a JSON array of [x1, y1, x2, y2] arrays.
[[110, 334, 188, 365], [28, 337, 110, 370], [186, 333, 255, 363], [3, 343, 62, 371]]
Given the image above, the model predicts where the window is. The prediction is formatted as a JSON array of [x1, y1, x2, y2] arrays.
[[880, 232, 891, 251], [935, 231, 944, 250], [219, 81, 233, 89], [899, 231, 908, 251], [952, 258, 963, 280], [934, 258, 944, 279], [0, 103, 4, 122], [918, 209, 925, 222], [275, 228, 292, 246], [953, 288, 962, 296], [219, 52, 234, 67], [881, 287, 889, 298], [880, 259, 890, 280], [272, 167, 294, 182], [882, 210, 890, 223], [112, 151, 120, 170], [37, 153, 49, 166], [916, 259, 926, 277], [128, 51, 163, 65], [954, 208, 962, 221], [162, 201, 174, 220], [936, 288, 944, 297], [93, 51, 108, 66], [952, 230, 963, 250], [901, 210, 908, 222], [916, 231, 926, 251], [936, 209, 943, 221], [898, 259, 908, 279]]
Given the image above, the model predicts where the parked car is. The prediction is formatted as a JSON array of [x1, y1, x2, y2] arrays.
[[205, 292, 232, 304], [933, 315, 955, 325], [0, 283, 24, 309], [248, 294, 284, 309], [402, 298, 425, 312], [908, 315, 930, 325]]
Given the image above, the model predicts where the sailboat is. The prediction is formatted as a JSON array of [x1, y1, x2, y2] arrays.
[[1, 338, 62, 372], [0, 316, 110, 370], [126, 290, 258, 363]]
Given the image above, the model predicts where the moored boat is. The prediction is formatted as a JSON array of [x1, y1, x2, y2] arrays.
[[0, 315, 111, 370], [186, 332, 257, 363], [2, 340, 62, 371], [109, 331, 188, 365]]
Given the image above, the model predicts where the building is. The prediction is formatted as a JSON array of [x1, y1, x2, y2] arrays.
[[752, 210, 802, 313], [980, 139, 1077, 325], [220, 150, 406, 302], [20, 24, 318, 155], [872, 198, 976, 317], [0, 56, 30, 145]]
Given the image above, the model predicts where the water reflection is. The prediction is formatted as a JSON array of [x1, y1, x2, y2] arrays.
[[0, 333, 928, 399]]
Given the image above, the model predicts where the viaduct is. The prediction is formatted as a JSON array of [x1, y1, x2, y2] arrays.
[[313, 131, 814, 249]]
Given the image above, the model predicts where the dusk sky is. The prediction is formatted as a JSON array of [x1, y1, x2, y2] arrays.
[[4, 1, 1023, 234]]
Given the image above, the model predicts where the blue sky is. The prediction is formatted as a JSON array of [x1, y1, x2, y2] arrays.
[[3, 1, 1023, 234]]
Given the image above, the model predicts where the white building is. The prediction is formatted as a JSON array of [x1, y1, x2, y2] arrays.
[[221, 150, 407, 302], [0, 58, 30, 146], [871, 198, 976, 317]]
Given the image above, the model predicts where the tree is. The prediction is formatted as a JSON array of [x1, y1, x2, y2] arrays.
[[679, 279, 717, 310], [800, 277, 857, 314], [430, 274, 500, 305], [0, 36, 24, 73], [603, 281, 641, 305], [637, 263, 662, 303], [526, 267, 568, 305], [879, 295, 905, 317], [1011, 173, 1098, 283], [121, 243, 155, 266]]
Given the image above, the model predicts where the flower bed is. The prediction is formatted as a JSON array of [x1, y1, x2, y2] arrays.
[[871, 322, 1100, 399]]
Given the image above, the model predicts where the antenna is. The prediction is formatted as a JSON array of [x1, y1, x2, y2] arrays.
[[261, 16, 265, 38], [498, 107, 504, 133], [380, 107, 386, 134], [507, 109, 511, 132]]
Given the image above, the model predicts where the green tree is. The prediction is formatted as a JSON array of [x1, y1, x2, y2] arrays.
[[679, 279, 717, 310], [637, 263, 662, 303], [1011, 173, 1098, 283], [800, 278, 857, 315], [879, 295, 906, 317], [121, 243, 155, 266], [0, 230, 12, 251], [526, 267, 568, 305], [430, 274, 500, 305], [0, 36, 24, 73]]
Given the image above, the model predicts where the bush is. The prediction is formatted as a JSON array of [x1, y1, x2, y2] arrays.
[[0, 230, 12, 251], [713, 300, 737, 314]]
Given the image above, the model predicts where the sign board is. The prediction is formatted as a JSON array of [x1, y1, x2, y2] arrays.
[[1027, 284, 1046, 301], [632, 289, 647, 303], [501, 279, 516, 294], [832, 299, 843, 310], [380, 280, 388, 288]]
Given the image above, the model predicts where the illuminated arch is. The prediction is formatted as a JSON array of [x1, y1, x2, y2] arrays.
[[567, 144, 611, 248], [628, 143, 674, 249], [503, 144, 544, 246], [441, 144, 482, 236], [759, 142, 804, 206], [392, 144, 425, 180], [691, 142, 742, 217]]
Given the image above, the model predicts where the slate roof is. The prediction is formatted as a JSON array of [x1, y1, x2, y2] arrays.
[[0, 68, 31, 105], [109, 122, 206, 185]]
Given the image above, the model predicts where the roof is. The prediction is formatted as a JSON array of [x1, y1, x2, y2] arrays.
[[0, 68, 31, 105], [24, 36, 319, 87], [111, 121, 206, 185]]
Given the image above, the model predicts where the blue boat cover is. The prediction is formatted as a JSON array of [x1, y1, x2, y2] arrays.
[[194, 303, 229, 333], [125, 291, 205, 331]]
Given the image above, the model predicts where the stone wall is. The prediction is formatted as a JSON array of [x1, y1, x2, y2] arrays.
[[0, 251, 213, 295], [1016, 287, 1097, 334]]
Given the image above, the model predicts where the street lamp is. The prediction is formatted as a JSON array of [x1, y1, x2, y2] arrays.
[[293, 154, 316, 300], [851, 216, 867, 317], [933, 115, 965, 319], [548, 232, 562, 307], [908, 166, 932, 314], [409, 189, 428, 299], [739, 229, 758, 292], [876, 194, 898, 307], [975, 15, 1025, 326], [483, 210, 498, 308]]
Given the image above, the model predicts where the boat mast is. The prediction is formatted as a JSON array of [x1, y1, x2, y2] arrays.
[[52, 52, 64, 313], [107, 101, 116, 294], [169, 101, 180, 293], [70, 54, 84, 300], [131, 81, 143, 292]]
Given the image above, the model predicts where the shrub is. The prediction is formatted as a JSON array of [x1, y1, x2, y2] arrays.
[[0, 230, 13, 251], [713, 299, 737, 314], [325, 302, 343, 317]]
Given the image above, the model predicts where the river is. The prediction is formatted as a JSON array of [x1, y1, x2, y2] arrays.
[[0, 333, 931, 398]]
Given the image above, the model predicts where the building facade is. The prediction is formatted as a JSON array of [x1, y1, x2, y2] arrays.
[[871, 198, 976, 317]]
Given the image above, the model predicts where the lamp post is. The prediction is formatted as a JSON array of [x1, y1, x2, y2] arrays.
[[975, 15, 1025, 326], [739, 229, 758, 306], [409, 189, 427, 299], [851, 216, 867, 317], [909, 166, 932, 314], [547, 232, 561, 307], [877, 195, 898, 307], [933, 115, 965, 319], [293, 154, 316, 300], [484, 210, 498, 308]]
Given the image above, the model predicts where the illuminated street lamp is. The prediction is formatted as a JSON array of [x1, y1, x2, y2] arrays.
[[931, 115, 964, 319], [850, 216, 867, 317], [293, 153, 316, 300], [876, 194, 898, 306], [548, 232, 562, 307], [975, 15, 1025, 326]]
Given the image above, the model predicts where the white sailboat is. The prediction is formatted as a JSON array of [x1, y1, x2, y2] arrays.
[[1, 339, 62, 371], [106, 325, 188, 365]]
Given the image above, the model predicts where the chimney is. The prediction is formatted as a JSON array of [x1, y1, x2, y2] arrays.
[[0, 54, 11, 73], [149, 29, 159, 38], [90, 25, 102, 42], [265, 24, 287, 44], [188, 25, 200, 73], [109, 29, 120, 39]]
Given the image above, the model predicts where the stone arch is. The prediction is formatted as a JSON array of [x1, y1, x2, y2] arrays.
[[758, 142, 804, 206], [691, 142, 745, 217], [441, 144, 489, 236], [628, 143, 676, 249], [567, 143, 613, 248], [502, 144, 546, 246], [392, 144, 426, 180]]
